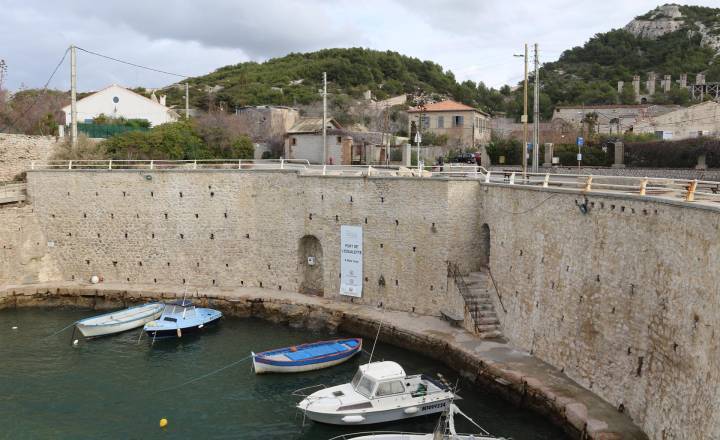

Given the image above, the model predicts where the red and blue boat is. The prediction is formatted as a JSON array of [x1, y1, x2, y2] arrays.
[[252, 338, 362, 374]]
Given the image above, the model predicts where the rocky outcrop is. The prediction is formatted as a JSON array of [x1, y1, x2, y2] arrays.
[[625, 5, 683, 40], [625, 4, 720, 54]]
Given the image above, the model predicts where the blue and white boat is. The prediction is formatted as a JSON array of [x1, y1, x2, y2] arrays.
[[143, 300, 222, 339], [75, 303, 165, 338], [252, 338, 362, 374]]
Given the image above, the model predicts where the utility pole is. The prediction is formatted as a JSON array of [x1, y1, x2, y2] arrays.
[[322, 72, 327, 164], [514, 45, 529, 178], [532, 43, 540, 173], [185, 82, 189, 119], [70, 45, 78, 146]]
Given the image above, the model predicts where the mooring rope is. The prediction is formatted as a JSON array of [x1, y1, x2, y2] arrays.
[[41, 321, 76, 340], [153, 354, 254, 394]]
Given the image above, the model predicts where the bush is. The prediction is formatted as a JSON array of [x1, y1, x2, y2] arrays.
[[625, 137, 720, 168], [51, 134, 107, 160]]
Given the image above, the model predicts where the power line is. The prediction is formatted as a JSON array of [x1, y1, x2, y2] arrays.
[[75, 46, 190, 79], [0, 47, 70, 133]]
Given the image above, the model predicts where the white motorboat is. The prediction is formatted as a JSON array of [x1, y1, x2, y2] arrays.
[[326, 403, 508, 440], [75, 303, 165, 338], [297, 361, 456, 425]]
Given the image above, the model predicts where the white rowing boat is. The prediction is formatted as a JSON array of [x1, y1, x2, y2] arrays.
[[75, 303, 165, 338]]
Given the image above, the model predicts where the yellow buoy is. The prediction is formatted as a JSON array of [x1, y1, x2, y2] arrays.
[[159, 418, 168, 429]]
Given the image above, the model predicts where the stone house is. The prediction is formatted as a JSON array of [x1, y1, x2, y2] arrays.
[[61, 84, 179, 127], [234, 105, 300, 149], [632, 101, 720, 140], [284, 117, 344, 164], [407, 100, 491, 150], [552, 104, 679, 135]]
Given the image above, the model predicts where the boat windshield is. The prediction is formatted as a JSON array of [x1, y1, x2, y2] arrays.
[[351, 369, 363, 388], [351, 369, 376, 397]]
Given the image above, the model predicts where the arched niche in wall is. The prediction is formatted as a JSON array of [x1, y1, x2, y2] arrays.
[[298, 235, 324, 296], [479, 223, 491, 269]]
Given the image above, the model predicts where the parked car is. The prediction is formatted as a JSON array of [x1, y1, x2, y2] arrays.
[[452, 152, 480, 164]]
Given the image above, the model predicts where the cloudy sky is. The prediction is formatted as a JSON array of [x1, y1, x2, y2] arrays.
[[1, 0, 719, 92]]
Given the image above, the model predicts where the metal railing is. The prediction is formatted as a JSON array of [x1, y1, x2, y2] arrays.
[[447, 262, 479, 334], [27, 160, 720, 204]]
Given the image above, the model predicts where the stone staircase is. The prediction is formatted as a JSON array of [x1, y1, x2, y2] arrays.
[[463, 270, 502, 339]]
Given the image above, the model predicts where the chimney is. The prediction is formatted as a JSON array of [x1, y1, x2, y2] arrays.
[[617, 81, 624, 94], [647, 72, 656, 95], [679, 73, 688, 88], [632, 75, 641, 102], [663, 75, 671, 93]]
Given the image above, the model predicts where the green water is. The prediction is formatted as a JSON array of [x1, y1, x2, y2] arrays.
[[0, 308, 566, 439]]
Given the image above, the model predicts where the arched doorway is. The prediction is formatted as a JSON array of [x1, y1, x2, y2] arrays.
[[298, 235, 324, 296], [479, 224, 490, 268]]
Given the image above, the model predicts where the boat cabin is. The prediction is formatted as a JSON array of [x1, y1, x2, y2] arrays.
[[350, 361, 437, 399]]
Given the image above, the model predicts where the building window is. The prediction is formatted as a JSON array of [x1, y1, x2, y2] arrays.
[[454, 115, 464, 127], [437, 116, 444, 128], [337, 136, 342, 143], [291, 137, 297, 146], [420, 115, 430, 129]]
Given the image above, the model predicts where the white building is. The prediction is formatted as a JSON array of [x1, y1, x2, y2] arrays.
[[632, 101, 720, 140], [62, 84, 179, 127]]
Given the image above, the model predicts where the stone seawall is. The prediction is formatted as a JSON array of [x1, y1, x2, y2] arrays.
[[4, 168, 719, 438], [0, 134, 60, 182], [480, 184, 720, 440], [24, 170, 475, 316]]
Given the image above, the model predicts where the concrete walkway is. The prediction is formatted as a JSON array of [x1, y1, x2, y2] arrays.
[[0, 281, 647, 440]]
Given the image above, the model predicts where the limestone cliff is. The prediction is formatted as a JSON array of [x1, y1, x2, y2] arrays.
[[625, 4, 720, 54]]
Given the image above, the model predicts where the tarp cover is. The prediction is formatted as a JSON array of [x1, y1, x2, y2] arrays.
[[285, 342, 351, 361]]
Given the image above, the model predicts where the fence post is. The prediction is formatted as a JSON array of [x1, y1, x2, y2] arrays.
[[280, 158, 285, 169], [583, 176, 593, 192], [509, 172, 515, 185], [323, 165, 327, 176], [238, 160, 242, 170], [193, 160, 197, 170], [686, 179, 698, 202], [484, 171, 491, 183], [108, 160, 112, 170], [543, 173, 550, 187], [150, 160, 154, 170], [639, 178, 648, 196], [68, 160, 72, 170]]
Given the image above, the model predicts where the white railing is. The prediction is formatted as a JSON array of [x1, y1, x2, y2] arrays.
[[26, 160, 720, 204]]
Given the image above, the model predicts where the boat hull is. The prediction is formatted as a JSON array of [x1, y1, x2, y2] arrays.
[[144, 314, 221, 339], [253, 338, 362, 374], [76, 304, 164, 338], [253, 351, 357, 373], [302, 397, 452, 425]]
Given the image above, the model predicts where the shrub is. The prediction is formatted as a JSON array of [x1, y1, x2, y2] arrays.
[[625, 137, 720, 168]]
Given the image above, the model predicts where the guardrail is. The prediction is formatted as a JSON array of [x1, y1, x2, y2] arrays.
[[27, 160, 720, 204], [0, 182, 27, 204]]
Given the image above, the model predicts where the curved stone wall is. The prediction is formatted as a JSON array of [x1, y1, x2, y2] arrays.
[[2, 169, 718, 438], [480, 185, 720, 439]]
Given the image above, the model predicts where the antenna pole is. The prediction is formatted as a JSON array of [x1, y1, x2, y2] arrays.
[[367, 318, 383, 365]]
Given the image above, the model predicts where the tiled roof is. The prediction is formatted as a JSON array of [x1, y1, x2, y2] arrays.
[[287, 117, 342, 134], [408, 100, 482, 113]]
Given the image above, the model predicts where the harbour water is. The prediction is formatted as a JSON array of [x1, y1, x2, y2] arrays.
[[0, 308, 566, 439]]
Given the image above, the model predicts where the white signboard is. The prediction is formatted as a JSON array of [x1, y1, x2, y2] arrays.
[[340, 225, 363, 297]]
